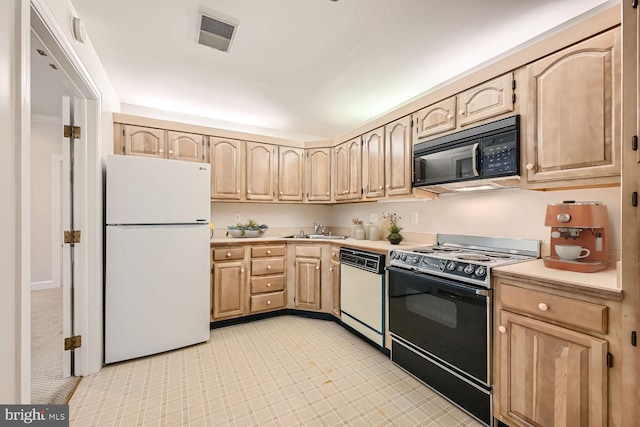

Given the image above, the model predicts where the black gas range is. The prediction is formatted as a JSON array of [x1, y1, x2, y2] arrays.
[[389, 233, 540, 287], [387, 234, 540, 426]]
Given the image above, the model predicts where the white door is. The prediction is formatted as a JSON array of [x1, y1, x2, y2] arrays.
[[61, 96, 72, 378]]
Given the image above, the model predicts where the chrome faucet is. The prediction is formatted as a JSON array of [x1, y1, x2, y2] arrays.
[[313, 223, 325, 235]]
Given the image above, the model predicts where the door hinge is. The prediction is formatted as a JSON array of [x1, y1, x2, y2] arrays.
[[606, 352, 613, 367], [512, 80, 516, 90], [633, 136, 638, 151], [632, 331, 637, 346], [633, 0, 638, 8], [512, 93, 516, 104], [633, 192, 638, 207], [64, 125, 81, 139], [64, 335, 82, 351], [63, 230, 81, 244]]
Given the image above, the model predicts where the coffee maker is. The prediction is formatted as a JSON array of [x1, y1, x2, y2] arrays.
[[543, 201, 610, 273]]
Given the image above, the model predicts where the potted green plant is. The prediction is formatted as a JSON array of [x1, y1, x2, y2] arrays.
[[383, 212, 404, 245]]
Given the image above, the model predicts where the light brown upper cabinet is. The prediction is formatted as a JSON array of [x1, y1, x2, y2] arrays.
[[457, 73, 514, 127], [362, 127, 385, 199], [278, 146, 304, 201], [306, 147, 332, 202], [414, 97, 457, 140], [209, 137, 244, 200], [524, 28, 621, 188], [334, 138, 363, 201], [167, 131, 205, 162], [118, 125, 207, 163], [385, 115, 413, 196], [246, 142, 277, 201]]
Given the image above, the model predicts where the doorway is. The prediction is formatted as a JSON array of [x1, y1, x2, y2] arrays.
[[30, 29, 78, 404]]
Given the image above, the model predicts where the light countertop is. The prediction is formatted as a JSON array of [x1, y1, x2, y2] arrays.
[[493, 259, 621, 300], [210, 236, 426, 254]]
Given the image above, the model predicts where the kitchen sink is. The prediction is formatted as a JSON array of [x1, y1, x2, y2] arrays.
[[282, 234, 348, 240]]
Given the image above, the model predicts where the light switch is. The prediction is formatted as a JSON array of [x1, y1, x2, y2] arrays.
[[234, 212, 241, 223], [411, 212, 419, 224], [370, 213, 378, 223]]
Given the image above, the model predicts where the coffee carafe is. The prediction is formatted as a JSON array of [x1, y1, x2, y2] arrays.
[[543, 201, 610, 273]]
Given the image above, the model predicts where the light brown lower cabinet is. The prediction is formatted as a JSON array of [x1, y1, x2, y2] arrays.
[[497, 310, 607, 427], [249, 244, 286, 313], [211, 260, 246, 321], [493, 277, 617, 427], [330, 260, 340, 317]]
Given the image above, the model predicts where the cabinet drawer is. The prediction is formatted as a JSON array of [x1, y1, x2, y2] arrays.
[[295, 245, 322, 258], [500, 284, 607, 334], [251, 245, 285, 258], [251, 258, 285, 275], [213, 246, 245, 261], [251, 275, 285, 294], [250, 291, 285, 313]]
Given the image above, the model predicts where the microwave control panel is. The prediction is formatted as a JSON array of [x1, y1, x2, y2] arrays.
[[481, 131, 518, 177]]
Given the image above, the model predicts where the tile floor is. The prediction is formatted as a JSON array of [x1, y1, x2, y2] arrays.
[[69, 316, 483, 426]]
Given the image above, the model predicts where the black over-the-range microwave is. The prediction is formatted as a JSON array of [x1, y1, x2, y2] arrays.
[[413, 115, 520, 189]]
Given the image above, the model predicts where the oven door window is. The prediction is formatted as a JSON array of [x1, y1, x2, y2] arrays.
[[413, 142, 478, 186], [388, 267, 489, 383]]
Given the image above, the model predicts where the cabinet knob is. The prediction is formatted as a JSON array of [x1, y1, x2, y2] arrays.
[[267, 283, 271, 287], [267, 265, 271, 270], [236, 190, 240, 193], [267, 300, 271, 305], [247, 190, 251, 194], [459, 110, 465, 115], [525, 163, 534, 170], [267, 250, 271, 255], [379, 186, 383, 190], [447, 114, 453, 120], [168, 150, 173, 154], [332, 253, 337, 258], [226, 252, 231, 257], [316, 266, 320, 270], [326, 192, 330, 196], [279, 192, 283, 195], [159, 149, 164, 153], [538, 303, 549, 311], [240, 268, 244, 273], [330, 267, 334, 272], [498, 325, 507, 334]]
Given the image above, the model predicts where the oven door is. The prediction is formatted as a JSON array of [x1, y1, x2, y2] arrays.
[[387, 266, 490, 384], [413, 141, 479, 186]]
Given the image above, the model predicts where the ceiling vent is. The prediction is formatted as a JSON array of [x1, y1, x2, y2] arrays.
[[197, 10, 238, 53]]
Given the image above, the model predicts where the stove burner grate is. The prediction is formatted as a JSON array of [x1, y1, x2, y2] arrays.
[[457, 254, 494, 262]]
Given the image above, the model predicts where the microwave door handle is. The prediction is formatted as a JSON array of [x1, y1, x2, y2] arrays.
[[472, 143, 480, 176]]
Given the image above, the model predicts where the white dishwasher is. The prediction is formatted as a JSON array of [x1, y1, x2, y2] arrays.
[[339, 247, 386, 348]]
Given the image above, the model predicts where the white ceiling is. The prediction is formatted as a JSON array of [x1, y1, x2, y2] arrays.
[[69, 0, 611, 141]]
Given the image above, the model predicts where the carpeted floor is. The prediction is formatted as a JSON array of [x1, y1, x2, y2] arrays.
[[31, 287, 80, 404]]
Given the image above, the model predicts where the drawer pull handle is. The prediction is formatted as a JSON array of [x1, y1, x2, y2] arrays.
[[226, 252, 231, 257], [498, 325, 507, 334], [330, 267, 334, 272], [267, 250, 271, 254], [267, 265, 271, 270], [267, 300, 271, 305], [316, 266, 320, 270], [538, 303, 549, 311], [267, 283, 271, 287]]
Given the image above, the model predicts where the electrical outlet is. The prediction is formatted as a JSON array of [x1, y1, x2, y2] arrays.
[[234, 212, 241, 223], [370, 213, 378, 223], [411, 212, 419, 224]]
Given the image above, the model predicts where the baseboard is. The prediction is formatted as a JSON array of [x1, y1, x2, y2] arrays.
[[31, 281, 59, 291]]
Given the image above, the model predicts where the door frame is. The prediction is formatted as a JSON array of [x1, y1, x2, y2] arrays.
[[19, 0, 104, 400]]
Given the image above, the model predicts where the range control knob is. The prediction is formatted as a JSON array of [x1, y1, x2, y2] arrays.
[[410, 256, 420, 264], [475, 266, 487, 277], [556, 213, 571, 223], [446, 261, 457, 271], [400, 254, 407, 261], [463, 264, 475, 275]]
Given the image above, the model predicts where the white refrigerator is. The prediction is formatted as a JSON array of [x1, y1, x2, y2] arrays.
[[105, 155, 211, 364]]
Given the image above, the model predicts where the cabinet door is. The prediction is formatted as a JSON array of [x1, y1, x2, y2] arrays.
[[246, 142, 276, 201], [167, 131, 205, 163], [362, 127, 385, 199], [212, 261, 246, 320], [330, 260, 340, 317], [278, 146, 304, 201], [385, 116, 412, 196], [413, 97, 456, 139], [525, 29, 620, 184], [295, 257, 321, 309], [209, 137, 243, 200], [334, 143, 349, 200], [123, 125, 166, 158], [458, 72, 514, 127], [306, 148, 332, 201], [498, 310, 607, 427], [346, 137, 362, 200]]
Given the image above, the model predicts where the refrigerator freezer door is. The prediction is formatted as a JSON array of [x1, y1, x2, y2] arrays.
[[105, 224, 210, 364], [107, 155, 210, 225]]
